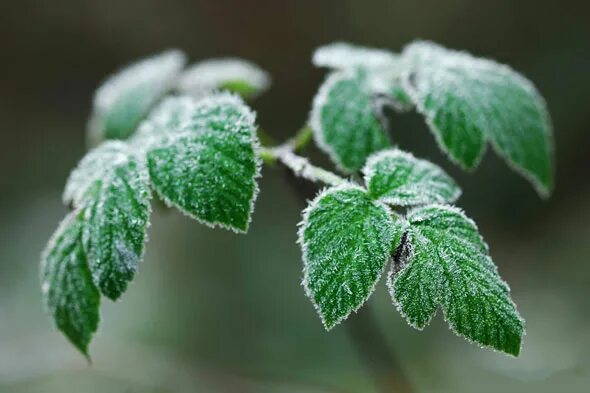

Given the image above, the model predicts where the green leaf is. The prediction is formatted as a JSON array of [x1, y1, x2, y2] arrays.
[[87, 50, 186, 145], [64, 141, 152, 300], [389, 204, 525, 356], [41, 210, 100, 356], [313, 42, 398, 70], [147, 93, 261, 233], [300, 185, 404, 329], [177, 58, 270, 99], [401, 41, 553, 196], [310, 69, 391, 172], [363, 149, 461, 206]]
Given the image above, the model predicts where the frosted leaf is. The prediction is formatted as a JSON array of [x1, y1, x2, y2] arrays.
[[363, 149, 461, 206], [63, 141, 130, 208], [41, 210, 100, 356], [178, 58, 270, 99], [313, 42, 398, 70], [87, 50, 187, 145], [147, 93, 261, 233], [401, 41, 553, 196], [310, 69, 391, 172], [64, 141, 151, 300], [389, 204, 525, 356], [300, 185, 404, 329], [131, 96, 198, 151]]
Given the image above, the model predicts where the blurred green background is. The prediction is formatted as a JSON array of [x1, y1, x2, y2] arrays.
[[0, 0, 588, 392]]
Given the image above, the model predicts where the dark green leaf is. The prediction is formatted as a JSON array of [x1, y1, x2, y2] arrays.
[[147, 93, 261, 232]]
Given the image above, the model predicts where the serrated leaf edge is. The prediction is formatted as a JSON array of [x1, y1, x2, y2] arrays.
[[147, 93, 262, 234], [401, 41, 554, 196], [388, 203, 526, 356], [297, 182, 398, 330]]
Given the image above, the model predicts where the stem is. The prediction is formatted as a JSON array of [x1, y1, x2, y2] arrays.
[[258, 126, 345, 187], [262, 146, 345, 186]]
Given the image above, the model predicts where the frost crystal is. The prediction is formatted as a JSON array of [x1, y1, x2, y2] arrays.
[[87, 49, 187, 144], [401, 41, 553, 196], [178, 58, 270, 99], [363, 149, 461, 206], [313, 42, 398, 70], [389, 204, 525, 356], [300, 184, 404, 329]]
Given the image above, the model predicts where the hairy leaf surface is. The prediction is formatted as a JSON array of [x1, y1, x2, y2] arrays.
[[178, 58, 270, 99], [41, 211, 100, 356], [147, 94, 260, 232], [87, 50, 186, 144], [389, 205, 525, 355], [363, 149, 460, 206], [401, 41, 553, 196], [310, 69, 391, 172], [300, 185, 403, 329]]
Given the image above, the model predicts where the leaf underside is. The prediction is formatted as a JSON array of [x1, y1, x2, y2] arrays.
[[311, 69, 391, 172], [364, 149, 461, 206], [41, 211, 100, 356], [177, 58, 270, 99], [147, 94, 260, 232], [402, 41, 553, 196], [87, 50, 186, 144], [301, 185, 403, 329], [389, 205, 525, 356]]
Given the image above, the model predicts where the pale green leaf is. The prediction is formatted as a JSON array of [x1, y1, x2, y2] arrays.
[[300, 185, 404, 329], [363, 149, 461, 206], [87, 50, 186, 145], [147, 93, 261, 232], [313, 42, 398, 70], [64, 141, 151, 300], [310, 69, 391, 172], [41, 210, 100, 356], [401, 41, 553, 196], [389, 204, 525, 356], [178, 58, 270, 99]]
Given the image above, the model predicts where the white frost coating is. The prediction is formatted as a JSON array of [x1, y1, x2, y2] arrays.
[[388, 203, 525, 356], [88, 49, 187, 142], [271, 146, 346, 187], [313, 42, 399, 70], [297, 183, 396, 329], [147, 92, 262, 234], [63, 141, 131, 207], [362, 148, 461, 206], [177, 58, 270, 97]]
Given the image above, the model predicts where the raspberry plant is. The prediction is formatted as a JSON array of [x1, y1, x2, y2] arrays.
[[41, 42, 554, 359]]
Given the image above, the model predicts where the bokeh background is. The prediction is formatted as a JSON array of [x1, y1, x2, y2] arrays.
[[1, 1, 588, 392]]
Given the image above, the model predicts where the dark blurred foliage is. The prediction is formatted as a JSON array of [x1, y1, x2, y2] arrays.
[[0, 1, 589, 392]]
